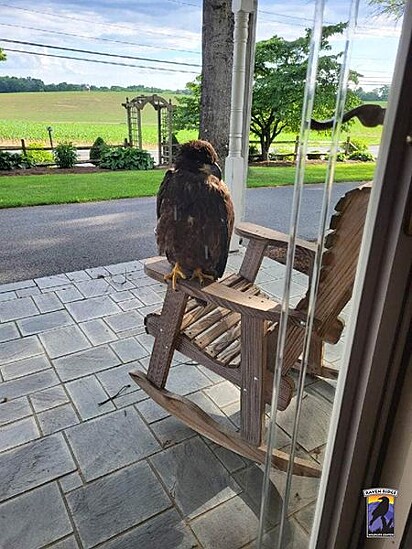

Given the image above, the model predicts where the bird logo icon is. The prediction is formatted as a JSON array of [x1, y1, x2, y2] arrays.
[[363, 488, 398, 538]]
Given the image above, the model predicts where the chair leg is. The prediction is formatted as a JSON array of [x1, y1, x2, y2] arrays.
[[306, 336, 323, 376], [146, 287, 188, 389], [240, 316, 266, 446]]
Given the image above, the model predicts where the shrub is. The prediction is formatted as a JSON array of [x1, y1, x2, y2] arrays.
[[54, 142, 78, 168], [89, 137, 109, 166], [25, 142, 54, 165], [348, 151, 375, 162], [347, 139, 369, 153], [100, 147, 154, 170], [0, 151, 35, 170], [248, 144, 259, 161]]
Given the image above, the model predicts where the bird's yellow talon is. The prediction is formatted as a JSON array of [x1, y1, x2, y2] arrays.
[[164, 263, 186, 290], [190, 268, 215, 286]]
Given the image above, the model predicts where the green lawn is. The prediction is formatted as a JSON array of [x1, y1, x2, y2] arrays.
[[0, 170, 165, 208], [0, 162, 376, 208], [247, 162, 376, 187]]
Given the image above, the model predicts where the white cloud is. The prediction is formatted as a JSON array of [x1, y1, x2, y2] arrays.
[[0, 0, 402, 90], [0, 0, 201, 88]]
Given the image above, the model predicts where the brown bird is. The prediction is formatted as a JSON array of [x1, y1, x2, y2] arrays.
[[156, 140, 234, 290]]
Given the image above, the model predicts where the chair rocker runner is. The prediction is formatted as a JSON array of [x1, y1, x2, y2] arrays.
[[130, 184, 371, 479]]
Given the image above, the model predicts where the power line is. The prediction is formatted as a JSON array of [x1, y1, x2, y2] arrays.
[[258, 9, 317, 23], [164, 0, 201, 7], [163, 0, 321, 25], [358, 75, 392, 79], [257, 8, 398, 34], [0, 3, 198, 40], [2, 48, 199, 74], [356, 80, 392, 84], [358, 77, 392, 80], [2, 44, 390, 82], [1, 1, 395, 34], [358, 79, 392, 82], [352, 56, 395, 61], [0, 0, 369, 33], [354, 70, 394, 75], [0, 22, 201, 56], [0, 38, 201, 68], [0, 2, 395, 41], [256, 9, 396, 33]]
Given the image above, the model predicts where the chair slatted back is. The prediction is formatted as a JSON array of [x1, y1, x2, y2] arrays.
[[297, 184, 371, 339]]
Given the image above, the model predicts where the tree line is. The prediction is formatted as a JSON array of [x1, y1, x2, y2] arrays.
[[356, 85, 390, 101], [0, 74, 389, 103], [0, 76, 185, 94]]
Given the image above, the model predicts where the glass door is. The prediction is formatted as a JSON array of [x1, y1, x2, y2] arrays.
[[252, 0, 408, 547]]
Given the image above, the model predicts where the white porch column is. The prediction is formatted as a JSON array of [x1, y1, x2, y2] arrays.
[[225, 0, 257, 250]]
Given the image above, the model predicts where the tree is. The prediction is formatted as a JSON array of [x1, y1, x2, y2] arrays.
[[251, 24, 361, 159], [0, 48, 5, 62], [200, 0, 234, 166], [174, 24, 361, 161], [368, 0, 405, 20], [0, 76, 45, 93], [174, 1, 233, 165], [356, 84, 390, 101], [173, 77, 202, 131]]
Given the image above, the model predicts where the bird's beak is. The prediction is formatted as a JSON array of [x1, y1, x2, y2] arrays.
[[211, 162, 222, 181]]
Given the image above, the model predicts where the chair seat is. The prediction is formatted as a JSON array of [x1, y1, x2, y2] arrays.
[[145, 271, 272, 362], [182, 274, 269, 365], [144, 269, 298, 409]]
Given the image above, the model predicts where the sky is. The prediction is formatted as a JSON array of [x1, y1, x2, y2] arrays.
[[0, 0, 403, 91]]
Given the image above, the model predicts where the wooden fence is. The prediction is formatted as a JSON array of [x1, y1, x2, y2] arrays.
[[1, 136, 355, 166], [249, 136, 353, 161]]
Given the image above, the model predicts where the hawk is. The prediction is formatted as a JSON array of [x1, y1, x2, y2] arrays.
[[156, 140, 234, 290]]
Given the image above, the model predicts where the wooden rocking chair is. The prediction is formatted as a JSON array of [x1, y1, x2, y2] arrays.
[[130, 184, 371, 478]]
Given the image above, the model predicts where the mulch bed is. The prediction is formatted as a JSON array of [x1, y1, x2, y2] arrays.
[[249, 161, 295, 167], [0, 165, 166, 177], [265, 242, 314, 275], [248, 160, 328, 167]]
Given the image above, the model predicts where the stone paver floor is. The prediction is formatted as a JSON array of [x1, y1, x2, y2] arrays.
[[0, 251, 341, 549]]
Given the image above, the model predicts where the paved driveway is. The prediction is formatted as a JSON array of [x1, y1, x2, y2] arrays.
[[0, 183, 360, 284]]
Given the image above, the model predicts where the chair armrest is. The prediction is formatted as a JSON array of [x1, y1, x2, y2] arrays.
[[236, 222, 290, 245], [144, 256, 304, 322], [236, 222, 316, 276], [201, 282, 282, 321]]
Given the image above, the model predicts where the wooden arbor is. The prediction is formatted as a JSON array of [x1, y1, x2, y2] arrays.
[[122, 94, 174, 165], [130, 184, 372, 478]]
